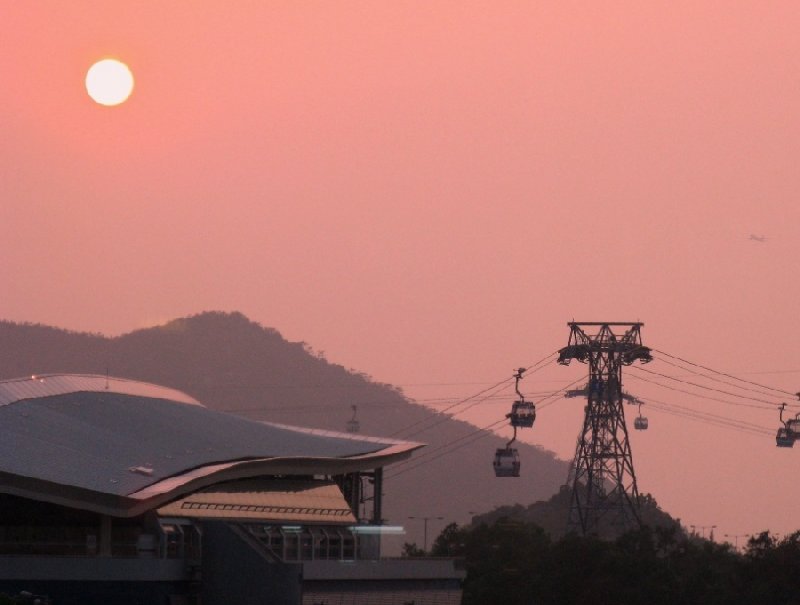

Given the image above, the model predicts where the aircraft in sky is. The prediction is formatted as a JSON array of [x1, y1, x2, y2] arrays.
[[749, 234, 767, 242]]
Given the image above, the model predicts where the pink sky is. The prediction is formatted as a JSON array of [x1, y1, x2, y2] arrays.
[[2, 2, 800, 542]]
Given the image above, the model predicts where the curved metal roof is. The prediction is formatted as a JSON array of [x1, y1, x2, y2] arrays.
[[0, 374, 201, 407], [0, 375, 422, 516]]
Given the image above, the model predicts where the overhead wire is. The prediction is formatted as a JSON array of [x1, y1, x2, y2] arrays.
[[650, 355, 787, 403], [385, 345, 792, 482], [387, 346, 796, 483], [652, 348, 798, 398], [627, 371, 784, 411], [624, 348, 796, 440], [388, 350, 558, 439], [629, 365, 787, 408], [388, 379, 513, 439], [385, 376, 585, 480], [225, 390, 564, 416], [641, 396, 774, 437], [384, 417, 510, 480]]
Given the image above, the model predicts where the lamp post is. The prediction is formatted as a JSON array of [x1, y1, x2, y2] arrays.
[[725, 533, 747, 551], [407, 516, 444, 552]]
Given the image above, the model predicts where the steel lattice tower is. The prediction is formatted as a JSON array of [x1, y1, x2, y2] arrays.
[[557, 322, 652, 536]]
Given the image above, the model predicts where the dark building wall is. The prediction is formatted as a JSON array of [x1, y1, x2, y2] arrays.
[[201, 522, 302, 605], [0, 580, 191, 605]]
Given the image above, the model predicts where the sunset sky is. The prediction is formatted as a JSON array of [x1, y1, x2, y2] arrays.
[[3, 2, 800, 542]]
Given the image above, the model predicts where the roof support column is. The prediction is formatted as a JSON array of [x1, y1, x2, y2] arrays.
[[99, 514, 112, 557], [371, 467, 383, 525]]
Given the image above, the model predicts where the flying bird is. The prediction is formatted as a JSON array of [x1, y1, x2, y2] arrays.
[[749, 234, 767, 242]]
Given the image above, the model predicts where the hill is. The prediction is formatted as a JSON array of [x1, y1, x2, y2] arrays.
[[0, 311, 570, 549], [470, 487, 680, 540]]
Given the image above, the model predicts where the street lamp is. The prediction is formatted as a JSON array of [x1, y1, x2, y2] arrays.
[[694, 525, 716, 539], [725, 533, 748, 551], [407, 516, 444, 552]]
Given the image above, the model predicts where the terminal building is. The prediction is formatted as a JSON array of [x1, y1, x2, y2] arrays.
[[0, 374, 464, 605]]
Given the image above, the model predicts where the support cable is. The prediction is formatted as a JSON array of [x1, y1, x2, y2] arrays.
[[389, 351, 558, 439], [630, 365, 787, 408], [651, 356, 786, 402], [627, 371, 785, 411], [652, 348, 797, 398], [385, 376, 583, 480], [642, 397, 773, 437]]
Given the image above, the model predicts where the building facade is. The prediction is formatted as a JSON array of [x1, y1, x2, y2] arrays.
[[0, 375, 464, 604]]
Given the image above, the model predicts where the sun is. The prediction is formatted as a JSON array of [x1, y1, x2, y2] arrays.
[[85, 59, 134, 106]]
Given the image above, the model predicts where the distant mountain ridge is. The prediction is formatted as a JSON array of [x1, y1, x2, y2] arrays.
[[0, 311, 570, 548]]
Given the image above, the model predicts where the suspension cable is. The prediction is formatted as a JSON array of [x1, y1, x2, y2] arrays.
[[652, 348, 798, 397]]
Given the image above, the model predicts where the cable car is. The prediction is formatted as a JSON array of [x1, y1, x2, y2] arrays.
[[346, 405, 360, 433], [507, 368, 536, 428], [493, 447, 520, 477], [633, 402, 648, 430], [509, 400, 536, 428], [776, 427, 794, 448], [776, 403, 797, 448]]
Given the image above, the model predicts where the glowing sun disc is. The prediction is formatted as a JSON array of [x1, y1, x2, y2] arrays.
[[85, 59, 134, 106]]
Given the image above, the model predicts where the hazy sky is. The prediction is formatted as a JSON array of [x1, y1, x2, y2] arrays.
[[3, 2, 800, 542]]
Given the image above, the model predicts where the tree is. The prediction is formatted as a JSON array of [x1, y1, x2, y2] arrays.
[[401, 542, 426, 557]]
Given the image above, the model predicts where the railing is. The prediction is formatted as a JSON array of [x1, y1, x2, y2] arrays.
[[0, 540, 141, 557]]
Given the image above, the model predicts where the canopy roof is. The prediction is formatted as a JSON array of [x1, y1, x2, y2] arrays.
[[157, 478, 357, 524]]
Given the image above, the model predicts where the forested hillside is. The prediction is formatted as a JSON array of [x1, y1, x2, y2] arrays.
[[428, 520, 800, 605]]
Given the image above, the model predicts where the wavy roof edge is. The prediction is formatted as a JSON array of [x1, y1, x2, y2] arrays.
[[0, 374, 426, 517], [0, 374, 201, 407]]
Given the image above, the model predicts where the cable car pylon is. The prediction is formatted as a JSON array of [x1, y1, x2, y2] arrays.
[[557, 322, 652, 536]]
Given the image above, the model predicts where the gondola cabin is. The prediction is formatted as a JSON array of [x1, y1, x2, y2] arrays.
[[634, 416, 648, 430], [346, 405, 360, 433], [509, 400, 536, 428], [776, 427, 795, 448], [493, 447, 520, 477]]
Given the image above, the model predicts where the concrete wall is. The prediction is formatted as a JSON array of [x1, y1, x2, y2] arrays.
[[201, 522, 302, 605]]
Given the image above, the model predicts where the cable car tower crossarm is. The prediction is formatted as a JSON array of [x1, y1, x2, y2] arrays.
[[557, 321, 653, 536]]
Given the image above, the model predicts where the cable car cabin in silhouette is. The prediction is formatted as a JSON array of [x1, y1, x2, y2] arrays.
[[776, 427, 794, 448], [507, 367, 537, 428], [633, 402, 648, 430], [346, 405, 360, 433], [509, 400, 535, 428], [776, 419, 800, 447], [493, 447, 520, 477], [776, 403, 798, 448]]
